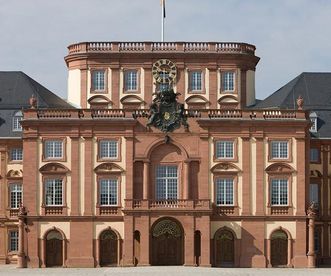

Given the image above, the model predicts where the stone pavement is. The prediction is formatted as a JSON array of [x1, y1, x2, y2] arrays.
[[0, 266, 330, 276]]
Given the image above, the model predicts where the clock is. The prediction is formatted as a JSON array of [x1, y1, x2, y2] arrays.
[[152, 59, 177, 84]]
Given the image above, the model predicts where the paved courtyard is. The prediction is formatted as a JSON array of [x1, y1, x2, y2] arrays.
[[0, 266, 330, 276]]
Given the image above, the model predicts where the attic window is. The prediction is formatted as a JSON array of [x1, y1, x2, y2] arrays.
[[309, 112, 317, 133], [12, 111, 23, 132]]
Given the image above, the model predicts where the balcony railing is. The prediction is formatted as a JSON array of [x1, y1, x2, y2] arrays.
[[67, 41, 256, 56], [125, 199, 211, 211]]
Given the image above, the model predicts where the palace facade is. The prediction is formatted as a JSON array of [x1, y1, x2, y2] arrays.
[[1, 42, 329, 268]]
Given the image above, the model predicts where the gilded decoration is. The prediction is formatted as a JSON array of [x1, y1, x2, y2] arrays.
[[152, 219, 182, 238]]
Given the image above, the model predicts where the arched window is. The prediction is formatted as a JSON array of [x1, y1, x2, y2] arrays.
[[12, 111, 23, 132]]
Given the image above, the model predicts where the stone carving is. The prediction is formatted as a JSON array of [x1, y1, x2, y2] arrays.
[[152, 219, 182, 238], [307, 201, 319, 217], [147, 89, 188, 133], [296, 95, 304, 110]]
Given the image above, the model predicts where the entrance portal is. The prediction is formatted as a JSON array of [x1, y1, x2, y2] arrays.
[[214, 229, 234, 267], [100, 230, 118, 266], [151, 218, 184, 265], [271, 230, 288, 267], [46, 230, 63, 267]]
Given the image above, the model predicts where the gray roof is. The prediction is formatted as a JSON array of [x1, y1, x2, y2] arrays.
[[0, 71, 73, 138], [255, 72, 331, 138]]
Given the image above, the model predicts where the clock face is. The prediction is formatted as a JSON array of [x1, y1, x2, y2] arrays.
[[152, 59, 177, 84]]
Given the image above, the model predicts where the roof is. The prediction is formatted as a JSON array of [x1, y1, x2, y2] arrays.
[[0, 71, 72, 109], [256, 72, 331, 138], [0, 71, 73, 138]]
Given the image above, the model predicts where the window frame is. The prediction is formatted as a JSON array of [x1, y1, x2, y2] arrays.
[[268, 139, 292, 162], [214, 177, 235, 206], [97, 176, 120, 207], [42, 138, 66, 162], [97, 138, 121, 162], [123, 69, 140, 93], [155, 164, 179, 200], [12, 111, 23, 132], [214, 138, 238, 162], [9, 147, 23, 162], [220, 71, 236, 93], [8, 183, 23, 209], [267, 175, 292, 209], [188, 70, 205, 93], [8, 230, 19, 253], [43, 177, 64, 207], [309, 112, 318, 133], [270, 178, 289, 206], [91, 69, 108, 93], [310, 147, 321, 163]]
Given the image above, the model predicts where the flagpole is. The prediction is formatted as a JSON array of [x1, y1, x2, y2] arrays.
[[161, 0, 165, 42]]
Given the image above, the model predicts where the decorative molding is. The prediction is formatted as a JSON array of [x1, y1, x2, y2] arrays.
[[39, 163, 70, 174], [94, 162, 124, 174]]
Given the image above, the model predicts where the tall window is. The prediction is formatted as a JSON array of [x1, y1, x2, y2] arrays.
[[8, 231, 18, 252], [99, 140, 118, 159], [156, 165, 178, 200], [10, 184, 22, 209], [222, 72, 235, 92], [12, 111, 23, 131], [190, 71, 202, 91], [45, 179, 63, 206], [215, 140, 234, 159], [124, 70, 138, 91], [309, 112, 317, 133], [310, 148, 319, 162], [309, 183, 319, 204], [271, 141, 288, 159], [10, 148, 23, 161], [44, 140, 63, 159], [99, 179, 118, 206], [215, 178, 234, 205], [92, 70, 105, 91], [271, 179, 288, 205]]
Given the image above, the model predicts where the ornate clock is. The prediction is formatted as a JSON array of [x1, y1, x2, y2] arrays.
[[152, 59, 177, 84]]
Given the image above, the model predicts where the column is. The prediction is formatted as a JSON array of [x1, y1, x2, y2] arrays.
[[255, 136, 264, 215], [199, 216, 211, 267], [143, 161, 150, 200], [17, 206, 26, 268], [70, 137, 80, 216], [123, 215, 134, 266], [139, 216, 150, 266], [307, 205, 317, 268], [125, 134, 134, 199], [184, 216, 195, 266], [242, 136, 251, 215], [183, 161, 190, 200], [296, 137, 307, 216], [84, 137, 93, 216]]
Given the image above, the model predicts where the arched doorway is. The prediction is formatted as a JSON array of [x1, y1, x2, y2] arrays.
[[151, 218, 184, 265], [214, 229, 235, 267], [46, 230, 63, 267], [270, 230, 288, 267], [99, 230, 118, 266]]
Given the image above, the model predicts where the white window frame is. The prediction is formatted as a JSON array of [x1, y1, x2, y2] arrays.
[[124, 70, 138, 91], [12, 111, 23, 132], [221, 71, 235, 92], [8, 230, 18, 252], [215, 178, 234, 206], [44, 140, 63, 159], [190, 71, 202, 91], [99, 140, 118, 159], [271, 179, 288, 206], [215, 140, 234, 159], [10, 148, 23, 161], [99, 179, 118, 206], [10, 183, 22, 209], [155, 165, 178, 200], [271, 141, 288, 159], [45, 179, 63, 206], [92, 70, 106, 91], [309, 112, 318, 133]]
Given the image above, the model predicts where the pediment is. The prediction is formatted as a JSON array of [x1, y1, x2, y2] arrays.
[[39, 163, 70, 174], [265, 163, 295, 174], [88, 95, 112, 104], [218, 95, 238, 103], [121, 95, 144, 104], [7, 169, 23, 179], [186, 95, 209, 104], [211, 162, 241, 174], [94, 163, 124, 174]]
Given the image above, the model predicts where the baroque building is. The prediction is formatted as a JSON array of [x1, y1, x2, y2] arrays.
[[1, 42, 328, 268]]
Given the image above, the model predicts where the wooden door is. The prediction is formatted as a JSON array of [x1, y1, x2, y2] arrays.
[[215, 230, 234, 267], [271, 236, 288, 267], [46, 238, 63, 267], [100, 231, 118, 266]]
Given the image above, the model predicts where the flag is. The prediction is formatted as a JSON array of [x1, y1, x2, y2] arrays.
[[161, 0, 166, 18]]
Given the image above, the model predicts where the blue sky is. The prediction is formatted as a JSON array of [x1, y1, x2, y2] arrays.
[[1, 0, 331, 100]]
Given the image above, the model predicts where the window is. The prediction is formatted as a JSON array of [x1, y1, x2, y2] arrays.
[[45, 179, 63, 206], [99, 179, 118, 206], [8, 231, 18, 252], [44, 140, 63, 159], [271, 179, 288, 206], [12, 111, 23, 131], [156, 165, 178, 200], [10, 148, 23, 161], [215, 140, 234, 159], [271, 141, 288, 159], [190, 71, 202, 91], [92, 70, 106, 91], [309, 112, 317, 133], [124, 70, 138, 91], [221, 72, 235, 92], [314, 230, 320, 253], [310, 148, 319, 162], [309, 183, 319, 204], [99, 140, 118, 159], [215, 178, 234, 205], [10, 184, 22, 209]]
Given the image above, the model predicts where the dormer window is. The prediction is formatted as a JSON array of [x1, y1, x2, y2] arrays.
[[309, 112, 317, 133], [12, 111, 23, 132]]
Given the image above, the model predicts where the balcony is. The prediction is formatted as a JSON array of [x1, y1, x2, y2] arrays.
[[124, 199, 211, 212]]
